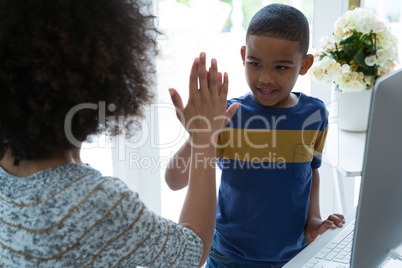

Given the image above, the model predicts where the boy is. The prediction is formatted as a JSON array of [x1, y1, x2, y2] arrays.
[[165, 4, 345, 267]]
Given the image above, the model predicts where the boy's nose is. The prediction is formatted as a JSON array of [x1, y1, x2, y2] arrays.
[[259, 72, 274, 84]]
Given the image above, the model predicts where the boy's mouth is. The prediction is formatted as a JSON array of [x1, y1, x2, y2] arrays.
[[257, 87, 278, 99]]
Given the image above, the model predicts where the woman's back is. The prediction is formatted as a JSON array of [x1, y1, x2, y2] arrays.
[[0, 163, 203, 267]]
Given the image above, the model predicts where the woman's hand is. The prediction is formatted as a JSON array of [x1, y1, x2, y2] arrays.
[[169, 52, 237, 146]]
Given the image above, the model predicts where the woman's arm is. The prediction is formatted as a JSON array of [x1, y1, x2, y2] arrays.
[[168, 52, 236, 266], [165, 137, 192, 191], [165, 64, 238, 192]]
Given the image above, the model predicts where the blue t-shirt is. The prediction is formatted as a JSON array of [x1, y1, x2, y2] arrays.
[[215, 92, 328, 266]]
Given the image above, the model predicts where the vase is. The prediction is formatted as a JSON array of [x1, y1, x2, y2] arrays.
[[331, 85, 373, 132]]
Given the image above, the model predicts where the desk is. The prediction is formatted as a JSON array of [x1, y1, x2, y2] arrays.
[[322, 125, 367, 213]]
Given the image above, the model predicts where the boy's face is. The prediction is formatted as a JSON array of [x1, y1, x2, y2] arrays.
[[241, 35, 313, 107]]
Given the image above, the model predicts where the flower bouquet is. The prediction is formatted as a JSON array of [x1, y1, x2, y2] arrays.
[[309, 8, 399, 92]]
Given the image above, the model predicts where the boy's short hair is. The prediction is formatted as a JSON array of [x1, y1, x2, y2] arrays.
[[246, 4, 310, 55]]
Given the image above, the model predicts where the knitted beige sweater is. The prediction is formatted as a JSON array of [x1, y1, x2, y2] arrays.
[[0, 163, 202, 267]]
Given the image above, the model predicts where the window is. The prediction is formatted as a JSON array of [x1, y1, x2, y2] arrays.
[[365, 0, 402, 71], [81, 135, 113, 176]]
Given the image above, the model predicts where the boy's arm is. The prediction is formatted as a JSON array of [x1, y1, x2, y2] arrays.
[[304, 168, 345, 244]]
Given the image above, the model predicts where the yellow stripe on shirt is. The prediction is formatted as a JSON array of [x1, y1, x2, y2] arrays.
[[216, 127, 328, 163]]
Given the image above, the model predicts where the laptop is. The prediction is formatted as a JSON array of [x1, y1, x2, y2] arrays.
[[284, 68, 402, 268]]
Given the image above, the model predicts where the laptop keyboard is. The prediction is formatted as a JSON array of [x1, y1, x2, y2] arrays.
[[302, 222, 355, 268]]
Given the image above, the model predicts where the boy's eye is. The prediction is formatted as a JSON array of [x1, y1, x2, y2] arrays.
[[276, 66, 288, 70], [248, 62, 261, 67]]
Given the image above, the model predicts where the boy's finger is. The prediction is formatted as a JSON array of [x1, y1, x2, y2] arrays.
[[224, 103, 239, 125], [322, 220, 337, 230], [333, 213, 346, 223], [327, 214, 344, 227]]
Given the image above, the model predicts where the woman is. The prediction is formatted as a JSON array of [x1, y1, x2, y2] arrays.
[[0, 0, 235, 267]]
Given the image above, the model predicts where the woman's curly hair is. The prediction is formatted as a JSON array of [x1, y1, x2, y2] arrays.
[[0, 0, 159, 161]]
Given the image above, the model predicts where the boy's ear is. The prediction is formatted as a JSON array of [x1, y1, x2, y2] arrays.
[[299, 54, 314, 75], [240, 46, 246, 65]]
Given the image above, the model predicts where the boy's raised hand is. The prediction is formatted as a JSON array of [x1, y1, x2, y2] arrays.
[[305, 213, 346, 244], [169, 52, 238, 142]]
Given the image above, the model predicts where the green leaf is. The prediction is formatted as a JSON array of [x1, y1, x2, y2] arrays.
[[344, 42, 356, 55], [354, 50, 365, 64], [340, 33, 355, 45]]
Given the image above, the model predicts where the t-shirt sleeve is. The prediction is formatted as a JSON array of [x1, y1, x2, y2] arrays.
[[216, 99, 239, 169], [88, 178, 203, 268], [311, 106, 329, 169]]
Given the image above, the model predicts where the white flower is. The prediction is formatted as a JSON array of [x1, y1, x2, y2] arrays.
[[335, 68, 368, 92], [342, 8, 378, 34], [319, 35, 329, 44], [377, 61, 396, 76], [344, 11, 357, 29], [389, 34, 399, 49], [318, 35, 334, 52], [308, 56, 343, 85], [309, 65, 331, 84], [376, 49, 389, 66], [356, 15, 375, 34], [333, 29, 343, 43], [309, 62, 331, 84], [310, 8, 399, 93], [337, 72, 367, 92], [335, 16, 347, 29], [319, 56, 332, 69], [340, 64, 351, 73], [365, 55, 377, 66], [373, 22, 387, 34]]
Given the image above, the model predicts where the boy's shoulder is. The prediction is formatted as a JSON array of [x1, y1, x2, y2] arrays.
[[300, 94, 329, 126], [227, 92, 327, 111], [227, 93, 250, 106], [302, 93, 327, 110]]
